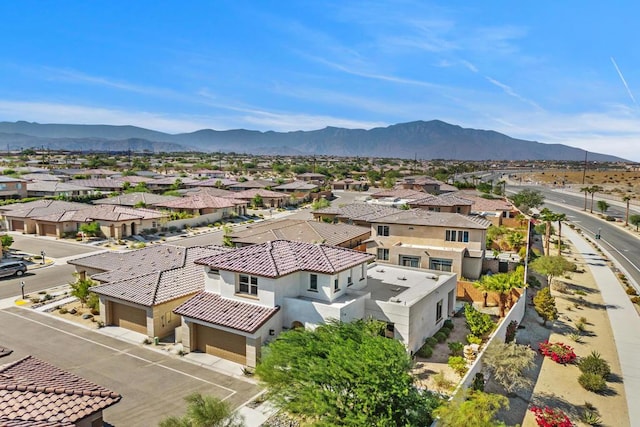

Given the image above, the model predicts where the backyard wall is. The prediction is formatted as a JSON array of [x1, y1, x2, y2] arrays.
[[456, 280, 523, 308]]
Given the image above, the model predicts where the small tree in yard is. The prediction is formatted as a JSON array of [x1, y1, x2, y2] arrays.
[[251, 194, 263, 208], [79, 221, 102, 237], [0, 234, 13, 258], [534, 287, 558, 326], [433, 390, 509, 427], [597, 200, 610, 214], [530, 255, 576, 286], [70, 276, 96, 308], [482, 341, 535, 396], [464, 304, 495, 338], [159, 392, 243, 427], [629, 214, 640, 231], [311, 197, 330, 210]]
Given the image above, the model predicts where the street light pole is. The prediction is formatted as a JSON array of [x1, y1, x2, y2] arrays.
[[41, 250, 45, 265], [20, 280, 25, 300]]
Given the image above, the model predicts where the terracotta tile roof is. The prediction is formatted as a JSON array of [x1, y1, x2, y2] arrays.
[[458, 192, 515, 212], [230, 189, 288, 199], [313, 203, 400, 223], [187, 178, 238, 188], [0, 356, 120, 426], [154, 193, 237, 210], [112, 175, 154, 184], [227, 179, 273, 190], [90, 246, 231, 306], [0, 200, 89, 218], [68, 179, 124, 189], [26, 181, 93, 193], [370, 189, 426, 199], [33, 204, 167, 223], [93, 192, 179, 207], [195, 240, 374, 277], [409, 194, 474, 207], [181, 187, 236, 198], [231, 219, 369, 246], [174, 291, 280, 333], [370, 209, 492, 229], [272, 181, 318, 191], [149, 176, 199, 186]]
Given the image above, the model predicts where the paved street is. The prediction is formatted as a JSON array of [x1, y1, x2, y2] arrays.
[[8, 232, 102, 259], [0, 307, 260, 426]]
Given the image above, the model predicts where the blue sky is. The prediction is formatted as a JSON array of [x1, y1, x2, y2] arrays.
[[1, 1, 639, 160]]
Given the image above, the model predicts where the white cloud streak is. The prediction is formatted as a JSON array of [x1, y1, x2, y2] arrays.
[[610, 57, 639, 109]]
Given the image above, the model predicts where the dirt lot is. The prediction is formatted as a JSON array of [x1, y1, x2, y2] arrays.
[[524, 169, 640, 196]]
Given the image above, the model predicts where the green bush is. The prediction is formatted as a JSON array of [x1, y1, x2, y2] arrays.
[[434, 332, 447, 343], [631, 296, 640, 304], [448, 356, 467, 376], [625, 287, 638, 296], [416, 345, 433, 358], [438, 327, 451, 337], [425, 337, 438, 347], [578, 372, 606, 393], [464, 304, 494, 337], [443, 319, 454, 329], [448, 341, 464, 357], [579, 351, 611, 379], [467, 334, 482, 345]]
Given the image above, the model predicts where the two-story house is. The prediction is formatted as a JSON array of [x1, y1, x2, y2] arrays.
[[366, 209, 492, 280], [175, 240, 457, 368]]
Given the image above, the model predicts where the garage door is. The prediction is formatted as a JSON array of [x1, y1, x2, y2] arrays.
[[41, 223, 57, 237], [111, 302, 147, 334], [196, 324, 246, 364], [12, 220, 24, 232]]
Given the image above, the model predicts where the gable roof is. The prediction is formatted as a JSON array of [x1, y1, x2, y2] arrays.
[[370, 189, 426, 199], [33, 204, 167, 223], [26, 181, 93, 193], [231, 219, 369, 246], [0, 200, 89, 218], [93, 192, 179, 207], [272, 181, 318, 191], [409, 193, 474, 207], [313, 203, 400, 222], [195, 240, 374, 278], [90, 246, 231, 306], [370, 209, 492, 229], [0, 356, 120, 426], [230, 188, 287, 199], [154, 193, 240, 210], [174, 291, 280, 333]]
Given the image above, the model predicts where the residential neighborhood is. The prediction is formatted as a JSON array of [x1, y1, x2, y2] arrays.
[[0, 153, 638, 426]]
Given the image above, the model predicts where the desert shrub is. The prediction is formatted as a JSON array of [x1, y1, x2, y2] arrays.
[[505, 320, 518, 343], [579, 372, 606, 393], [425, 337, 438, 347], [581, 409, 602, 426], [448, 341, 464, 357], [435, 332, 447, 343], [569, 333, 583, 343], [574, 290, 587, 296], [438, 327, 451, 337], [528, 275, 541, 288], [58, 307, 68, 314], [575, 319, 587, 332], [578, 351, 611, 379], [466, 334, 482, 345], [470, 372, 485, 392], [443, 319, 454, 329], [432, 370, 454, 391], [552, 281, 570, 294], [464, 304, 494, 338], [448, 356, 467, 376], [625, 287, 638, 296], [416, 344, 433, 358], [631, 296, 640, 304]]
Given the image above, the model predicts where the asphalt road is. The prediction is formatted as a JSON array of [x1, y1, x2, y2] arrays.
[[514, 185, 640, 289], [0, 307, 260, 426], [0, 263, 77, 300], [9, 233, 102, 259]]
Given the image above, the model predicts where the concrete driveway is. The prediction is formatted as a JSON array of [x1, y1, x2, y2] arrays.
[[0, 307, 260, 426]]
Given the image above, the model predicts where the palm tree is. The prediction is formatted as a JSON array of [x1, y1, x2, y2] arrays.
[[474, 271, 524, 317], [588, 185, 602, 213], [539, 208, 556, 256], [579, 186, 591, 211], [623, 195, 632, 226], [555, 212, 567, 256], [160, 392, 244, 427]]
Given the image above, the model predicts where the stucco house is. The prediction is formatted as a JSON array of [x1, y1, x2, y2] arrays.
[[154, 192, 248, 218], [366, 209, 492, 280], [408, 193, 474, 214], [312, 203, 400, 227], [69, 244, 230, 338], [174, 240, 457, 368], [0, 176, 27, 200], [0, 200, 89, 234]]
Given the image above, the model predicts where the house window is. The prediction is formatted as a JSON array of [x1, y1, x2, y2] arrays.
[[436, 299, 443, 322], [399, 255, 420, 268], [385, 322, 395, 339], [445, 230, 469, 242], [430, 258, 453, 272], [334, 279, 339, 292], [347, 273, 353, 286], [377, 225, 389, 236], [377, 248, 389, 261], [309, 274, 318, 292], [238, 274, 258, 295]]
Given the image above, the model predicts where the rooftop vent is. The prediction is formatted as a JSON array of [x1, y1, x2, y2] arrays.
[[390, 297, 401, 303]]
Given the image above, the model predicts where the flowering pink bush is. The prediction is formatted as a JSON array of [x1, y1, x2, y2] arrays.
[[530, 406, 573, 427], [538, 341, 576, 364]]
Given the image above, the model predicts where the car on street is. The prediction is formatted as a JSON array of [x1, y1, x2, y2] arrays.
[[0, 261, 27, 278]]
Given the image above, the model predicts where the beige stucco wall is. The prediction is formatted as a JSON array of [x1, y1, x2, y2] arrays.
[[151, 295, 195, 339]]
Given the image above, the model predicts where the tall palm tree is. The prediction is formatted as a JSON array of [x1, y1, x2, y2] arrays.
[[555, 212, 567, 256], [475, 271, 524, 317], [539, 208, 556, 256], [588, 185, 602, 213], [623, 195, 632, 226], [579, 186, 591, 211]]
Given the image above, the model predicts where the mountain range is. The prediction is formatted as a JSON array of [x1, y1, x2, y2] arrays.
[[0, 120, 624, 161]]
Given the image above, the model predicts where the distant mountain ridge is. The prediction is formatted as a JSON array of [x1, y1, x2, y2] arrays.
[[0, 120, 624, 161]]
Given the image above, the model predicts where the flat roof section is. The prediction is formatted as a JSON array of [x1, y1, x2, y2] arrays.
[[366, 263, 454, 305]]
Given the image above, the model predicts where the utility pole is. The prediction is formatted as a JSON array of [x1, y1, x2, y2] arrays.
[[582, 150, 588, 185]]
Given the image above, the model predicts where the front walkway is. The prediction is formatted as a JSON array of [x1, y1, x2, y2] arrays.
[[563, 226, 640, 423]]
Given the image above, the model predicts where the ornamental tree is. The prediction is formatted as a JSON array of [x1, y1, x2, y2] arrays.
[[483, 341, 535, 395], [510, 189, 545, 213], [255, 320, 441, 426], [530, 255, 576, 286], [533, 287, 558, 327], [433, 390, 509, 427]]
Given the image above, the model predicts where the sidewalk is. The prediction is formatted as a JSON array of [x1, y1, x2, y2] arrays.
[[563, 226, 640, 423]]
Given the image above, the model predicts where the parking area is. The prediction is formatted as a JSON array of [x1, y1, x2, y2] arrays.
[[0, 307, 260, 426]]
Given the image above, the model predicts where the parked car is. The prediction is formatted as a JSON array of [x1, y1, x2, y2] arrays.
[[0, 261, 27, 278]]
